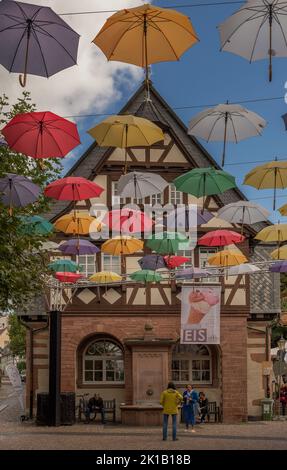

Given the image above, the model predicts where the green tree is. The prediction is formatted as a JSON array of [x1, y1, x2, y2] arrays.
[[7, 313, 26, 358], [0, 92, 62, 311]]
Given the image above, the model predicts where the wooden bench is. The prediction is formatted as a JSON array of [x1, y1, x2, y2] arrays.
[[103, 399, 116, 423], [207, 401, 221, 423]]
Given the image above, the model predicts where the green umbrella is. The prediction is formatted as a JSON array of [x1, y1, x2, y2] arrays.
[[147, 231, 188, 255], [48, 259, 82, 273], [173, 167, 236, 209], [130, 269, 163, 283], [21, 215, 54, 236]]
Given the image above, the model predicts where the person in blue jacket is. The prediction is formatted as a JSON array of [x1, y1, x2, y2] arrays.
[[182, 384, 198, 432]]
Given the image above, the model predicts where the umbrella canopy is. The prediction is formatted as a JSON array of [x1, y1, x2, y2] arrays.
[[40, 241, 59, 252], [138, 254, 166, 270], [55, 272, 83, 283], [255, 224, 287, 243], [164, 255, 190, 269], [93, 3, 198, 97], [0, 0, 80, 87], [48, 259, 81, 273], [103, 209, 154, 234], [188, 104, 266, 166], [175, 267, 211, 279], [173, 167, 236, 210], [271, 245, 287, 260], [117, 171, 168, 199], [217, 201, 270, 226], [218, 0, 287, 81], [45, 177, 104, 201], [101, 236, 143, 256], [130, 270, 163, 283], [0, 173, 40, 213], [2, 112, 80, 159], [21, 215, 53, 236], [59, 239, 100, 256], [147, 231, 189, 255], [198, 229, 245, 247], [89, 271, 122, 283], [165, 207, 213, 231], [243, 160, 287, 210], [207, 250, 248, 267], [278, 203, 287, 216], [54, 213, 95, 235], [227, 263, 261, 276], [270, 261, 287, 273]]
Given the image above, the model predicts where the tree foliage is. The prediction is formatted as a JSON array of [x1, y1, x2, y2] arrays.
[[7, 313, 26, 358], [0, 92, 62, 312]]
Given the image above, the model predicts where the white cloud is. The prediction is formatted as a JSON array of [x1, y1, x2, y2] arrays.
[[0, 0, 147, 117]]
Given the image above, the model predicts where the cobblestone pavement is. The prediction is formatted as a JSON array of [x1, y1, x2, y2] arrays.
[[1, 383, 287, 450]]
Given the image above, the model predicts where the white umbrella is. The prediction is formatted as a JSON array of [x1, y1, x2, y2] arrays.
[[217, 201, 270, 234], [188, 103, 266, 166], [218, 0, 287, 81], [117, 171, 168, 199], [226, 263, 261, 276]]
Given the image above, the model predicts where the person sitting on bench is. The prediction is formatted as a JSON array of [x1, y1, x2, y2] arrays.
[[85, 394, 106, 424], [198, 392, 208, 423]]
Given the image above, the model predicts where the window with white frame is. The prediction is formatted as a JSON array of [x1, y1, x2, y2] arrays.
[[102, 253, 121, 274], [83, 339, 124, 384], [77, 255, 97, 276], [112, 181, 144, 205], [150, 192, 164, 205], [169, 183, 183, 205], [172, 344, 212, 384], [176, 249, 194, 268]]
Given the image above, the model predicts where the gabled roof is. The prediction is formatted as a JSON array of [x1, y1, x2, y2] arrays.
[[45, 82, 268, 232]]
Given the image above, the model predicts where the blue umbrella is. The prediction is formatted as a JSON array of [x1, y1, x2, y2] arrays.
[[138, 254, 166, 270], [59, 239, 100, 256], [0, 173, 40, 214], [0, 0, 80, 87]]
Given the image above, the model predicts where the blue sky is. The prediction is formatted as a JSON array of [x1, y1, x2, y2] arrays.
[[68, 1, 287, 224]]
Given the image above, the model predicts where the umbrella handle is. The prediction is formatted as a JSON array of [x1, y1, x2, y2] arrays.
[[19, 73, 27, 88], [222, 112, 228, 167], [269, 5, 273, 82], [143, 14, 151, 102], [19, 21, 32, 88]]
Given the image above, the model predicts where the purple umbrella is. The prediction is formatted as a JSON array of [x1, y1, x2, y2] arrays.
[[0, 1, 80, 87], [165, 207, 213, 231], [59, 239, 100, 256], [175, 267, 211, 279], [138, 254, 166, 270], [0, 173, 40, 213], [270, 261, 287, 273]]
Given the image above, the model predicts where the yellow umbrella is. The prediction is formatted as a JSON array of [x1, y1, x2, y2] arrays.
[[93, 4, 198, 98], [208, 249, 248, 267], [279, 203, 287, 216], [271, 245, 287, 260], [255, 224, 287, 244], [101, 236, 143, 255], [244, 160, 287, 210], [54, 212, 98, 235], [89, 271, 122, 283], [88, 115, 164, 173]]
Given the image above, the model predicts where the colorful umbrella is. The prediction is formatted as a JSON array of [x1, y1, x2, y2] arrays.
[[40, 241, 59, 252], [188, 104, 266, 166], [165, 207, 213, 231], [175, 267, 211, 279], [227, 263, 261, 276], [147, 232, 189, 255], [164, 255, 190, 269], [243, 160, 287, 210], [89, 271, 122, 283], [2, 112, 80, 159], [59, 239, 100, 256], [101, 236, 143, 256], [88, 115, 164, 173], [45, 177, 103, 201], [55, 272, 83, 283], [207, 250, 248, 267], [255, 224, 287, 243], [218, 0, 287, 81], [271, 246, 287, 260], [198, 229, 245, 247], [173, 167, 236, 210], [103, 209, 154, 234], [217, 201, 270, 234], [0, 0, 80, 87], [54, 213, 96, 235], [117, 171, 168, 199], [48, 259, 81, 273], [278, 203, 287, 216], [130, 270, 163, 283], [21, 215, 53, 236], [270, 261, 287, 273], [138, 254, 166, 270], [0, 173, 40, 214], [93, 3, 198, 98]]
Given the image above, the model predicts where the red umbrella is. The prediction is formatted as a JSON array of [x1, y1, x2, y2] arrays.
[[44, 177, 104, 201], [198, 229, 245, 247], [103, 209, 154, 233], [164, 255, 190, 269], [55, 272, 83, 283], [2, 111, 80, 159]]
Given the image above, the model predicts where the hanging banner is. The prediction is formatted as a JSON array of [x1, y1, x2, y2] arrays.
[[180, 285, 221, 344]]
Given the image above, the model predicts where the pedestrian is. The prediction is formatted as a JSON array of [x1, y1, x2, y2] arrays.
[[85, 394, 106, 424], [198, 392, 209, 423], [182, 384, 198, 432], [280, 384, 287, 416], [160, 382, 183, 441]]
